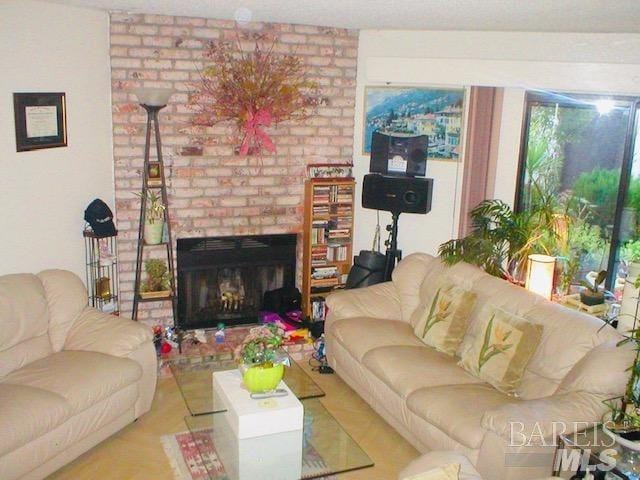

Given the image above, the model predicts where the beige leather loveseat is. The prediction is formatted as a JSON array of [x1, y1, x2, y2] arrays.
[[326, 254, 633, 480], [0, 270, 157, 480]]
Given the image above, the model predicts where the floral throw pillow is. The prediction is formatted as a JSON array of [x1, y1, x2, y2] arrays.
[[413, 283, 477, 356], [459, 307, 543, 395]]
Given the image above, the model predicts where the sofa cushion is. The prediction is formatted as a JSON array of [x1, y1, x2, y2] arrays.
[[518, 302, 621, 398], [459, 306, 543, 396], [392, 253, 441, 323], [64, 308, 153, 357], [557, 340, 634, 396], [38, 270, 88, 352], [406, 384, 516, 449], [410, 261, 489, 330], [0, 384, 71, 456], [330, 317, 424, 361], [413, 282, 477, 356], [3, 350, 142, 414], [0, 273, 52, 377], [363, 345, 483, 399]]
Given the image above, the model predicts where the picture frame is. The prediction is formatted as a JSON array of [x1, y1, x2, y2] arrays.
[[363, 86, 464, 161], [306, 163, 353, 179], [147, 161, 163, 186], [13, 92, 67, 152]]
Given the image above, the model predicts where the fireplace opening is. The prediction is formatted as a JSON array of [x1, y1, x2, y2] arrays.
[[177, 234, 297, 330]]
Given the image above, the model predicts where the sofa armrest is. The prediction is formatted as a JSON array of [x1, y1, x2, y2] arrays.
[[481, 391, 607, 445], [64, 307, 153, 357], [325, 282, 402, 323]]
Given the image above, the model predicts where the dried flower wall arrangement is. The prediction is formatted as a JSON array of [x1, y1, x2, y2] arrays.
[[191, 36, 319, 156]]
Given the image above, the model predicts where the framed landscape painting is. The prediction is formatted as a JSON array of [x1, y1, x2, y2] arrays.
[[363, 86, 464, 160]]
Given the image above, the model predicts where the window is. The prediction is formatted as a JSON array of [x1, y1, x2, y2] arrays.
[[516, 91, 640, 296]]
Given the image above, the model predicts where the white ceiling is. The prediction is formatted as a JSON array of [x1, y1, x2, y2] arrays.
[[44, 0, 640, 33]]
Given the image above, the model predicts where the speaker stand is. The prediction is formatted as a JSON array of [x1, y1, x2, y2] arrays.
[[384, 211, 402, 281]]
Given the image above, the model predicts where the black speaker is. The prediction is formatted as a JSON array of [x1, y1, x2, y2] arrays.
[[370, 131, 428, 177], [345, 250, 386, 289], [362, 174, 433, 214]]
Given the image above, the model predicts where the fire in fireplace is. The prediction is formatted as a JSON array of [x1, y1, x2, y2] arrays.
[[177, 234, 297, 330]]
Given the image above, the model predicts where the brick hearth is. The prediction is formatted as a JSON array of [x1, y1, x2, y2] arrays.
[[109, 13, 358, 325]]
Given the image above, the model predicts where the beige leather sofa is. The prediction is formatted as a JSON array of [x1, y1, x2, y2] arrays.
[[0, 270, 157, 480], [326, 253, 633, 480]]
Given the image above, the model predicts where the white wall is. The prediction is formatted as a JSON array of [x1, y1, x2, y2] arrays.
[[354, 30, 640, 257], [0, 1, 113, 281]]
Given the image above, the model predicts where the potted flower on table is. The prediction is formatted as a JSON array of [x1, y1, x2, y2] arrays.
[[235, 324, 289, 393]]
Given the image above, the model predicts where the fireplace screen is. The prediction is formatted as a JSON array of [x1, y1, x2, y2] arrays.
[[177, 235, 296, 330]]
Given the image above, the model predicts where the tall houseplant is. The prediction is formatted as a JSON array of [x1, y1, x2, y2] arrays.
[[603, 321, 640, 456], [438, 198, 558, 283]]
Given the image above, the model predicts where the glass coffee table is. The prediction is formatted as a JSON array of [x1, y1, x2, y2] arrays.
[[168, 354, 373, 479], [169, 353, 325, 416]]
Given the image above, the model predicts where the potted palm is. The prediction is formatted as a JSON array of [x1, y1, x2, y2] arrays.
[[234, 324, 288, 394], [139, 259, 171, 299], [438, 198, 558, 283], [135, 191, 165, 245]]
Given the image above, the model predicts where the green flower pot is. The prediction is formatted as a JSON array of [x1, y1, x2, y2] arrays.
[[242, 363, 284, 393]]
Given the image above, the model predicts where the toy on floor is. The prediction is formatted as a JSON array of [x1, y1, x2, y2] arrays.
[[153, 324, 178, 356], [308, 334, 333, 374]]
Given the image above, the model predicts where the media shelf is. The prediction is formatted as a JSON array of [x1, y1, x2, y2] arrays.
[[302, 178, 355, 321]]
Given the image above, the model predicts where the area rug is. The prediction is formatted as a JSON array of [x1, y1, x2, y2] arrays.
[[161, 429, 337, 480]]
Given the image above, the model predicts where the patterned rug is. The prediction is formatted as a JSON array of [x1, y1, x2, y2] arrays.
[[161, 429, 337, 480]]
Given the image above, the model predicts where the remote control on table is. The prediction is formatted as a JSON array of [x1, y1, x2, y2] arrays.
[[250, 389, 288, 399]]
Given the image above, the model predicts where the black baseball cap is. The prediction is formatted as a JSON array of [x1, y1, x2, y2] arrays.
[[84, 199, 117, 237]]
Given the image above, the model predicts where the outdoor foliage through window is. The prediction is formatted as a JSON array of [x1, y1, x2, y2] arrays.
[[518, 92, 638, 297]]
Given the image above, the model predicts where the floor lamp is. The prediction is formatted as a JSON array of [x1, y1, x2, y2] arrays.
[[131, 87, 177, 323]]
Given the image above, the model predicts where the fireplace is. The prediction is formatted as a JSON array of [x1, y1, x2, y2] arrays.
[[177, 234, 297, 330]]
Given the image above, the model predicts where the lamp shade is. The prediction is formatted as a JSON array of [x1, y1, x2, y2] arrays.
[[132, 87, 174, 107], [525, 254, 556, 300]]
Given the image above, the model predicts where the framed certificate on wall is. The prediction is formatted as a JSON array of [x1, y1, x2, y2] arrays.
[[13, 92, 67, 152]]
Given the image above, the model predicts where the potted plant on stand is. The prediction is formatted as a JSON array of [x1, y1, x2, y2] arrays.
[[603, 322, 640, 474], [235, 324, 289, 394], [139, 259, 171, 299], [135, 191, 165, 245], [623, 240, 640, 279], [619, 240, 640, 332], [580, 270, 607, 306]]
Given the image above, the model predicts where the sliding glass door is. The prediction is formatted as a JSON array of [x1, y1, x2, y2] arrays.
[[516, 91, 639, 296]]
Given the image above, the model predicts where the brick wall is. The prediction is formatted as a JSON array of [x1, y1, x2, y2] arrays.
[[109, 13, 358, 326]]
